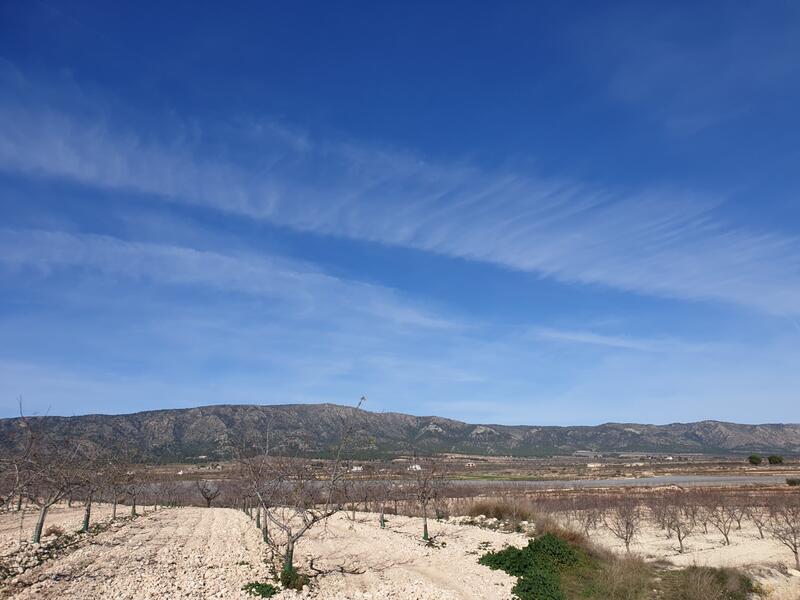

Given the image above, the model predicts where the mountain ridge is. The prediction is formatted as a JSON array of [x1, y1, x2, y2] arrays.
[[1, 403, 799, 460]]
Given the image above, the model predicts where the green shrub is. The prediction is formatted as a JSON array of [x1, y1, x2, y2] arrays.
[[479, 533, 581, 600], [512, 564, 565, 600], [787, 478, 800, 487], [528, 534, 579, 570], [768, 455, 784, 465], [479, 546, 531, 577], [242, 582, 279, 598], [747, 454, 762, 465]]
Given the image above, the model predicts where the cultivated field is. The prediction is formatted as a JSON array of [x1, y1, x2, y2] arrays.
[[0, 505, 523, 599], [2, 498, 799, 599]]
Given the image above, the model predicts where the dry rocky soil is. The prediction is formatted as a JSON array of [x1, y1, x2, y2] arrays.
[[0, 505, 798, 599]]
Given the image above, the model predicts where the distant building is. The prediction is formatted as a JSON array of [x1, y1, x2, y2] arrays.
[[465, 462, 476, 468], [407, 464, 422, 471], [573, 450, 601, 458], [351, 465, 364, 472]]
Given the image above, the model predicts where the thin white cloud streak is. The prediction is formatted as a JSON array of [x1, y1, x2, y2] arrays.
[[0, 228, 457, 331], [532, 327, 660, 351], [1, 85, 800, 314], [530, 327, 718, 353]]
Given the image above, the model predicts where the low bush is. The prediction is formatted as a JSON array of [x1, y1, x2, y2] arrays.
[[768, 455, 784, 465], [512, 564, 564, 600], [528, 534, 580, 569], [747, 454, 762, 465], [480, 533, 580, 599], [479, 545, 533, 577], [787, 478, 800, 486], [242, 582, 279, 597]]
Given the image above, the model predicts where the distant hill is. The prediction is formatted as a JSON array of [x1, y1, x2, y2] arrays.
[[1, 404, 799, 461]]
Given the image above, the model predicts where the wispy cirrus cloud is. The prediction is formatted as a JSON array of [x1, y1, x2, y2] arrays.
[[0, 228, 457, 331], [1, 71, 800, 316], [530, 327, 716, 353]]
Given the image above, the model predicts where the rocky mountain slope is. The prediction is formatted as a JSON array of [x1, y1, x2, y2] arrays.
[[1, 403, 799, 460]]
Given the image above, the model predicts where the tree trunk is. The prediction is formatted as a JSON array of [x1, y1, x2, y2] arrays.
[[15, 494, 22, 512], [131, 496, 137, 516], [256, 507, 261, 530], [283, 539, 295, 574], [32, 504, 50, 544], [380, 504, 386, 528], [422, 504, 429, 541], [82, 493, 93, 533], [112, 496, 118, 519]]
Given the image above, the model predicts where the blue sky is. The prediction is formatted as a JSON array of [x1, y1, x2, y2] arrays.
[[1, 1, 799, 424]]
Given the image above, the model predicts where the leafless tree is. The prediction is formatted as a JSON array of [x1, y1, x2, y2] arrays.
[[746, 503, 768, 540], [768, 495, 800, 570], [0, 399, 36, 511], [409, 455, 447, 541], [196, 479, 221, 507], [123, 468, 146, 517], [24, 435, 85, 543], [604, 497, 642, 552], [705, 494, 737, 546], [75, 450, 104, 533], [663, 492, 697, 554], [237, 397, 365, 579]]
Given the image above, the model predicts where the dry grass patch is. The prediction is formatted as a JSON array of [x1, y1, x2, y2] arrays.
[[662, 566, 760, 600]]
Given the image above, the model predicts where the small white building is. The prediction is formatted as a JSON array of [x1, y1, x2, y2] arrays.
[[465, 462, 477, 468], [351, 465, 364, 472], [407, 464, 422, 471]]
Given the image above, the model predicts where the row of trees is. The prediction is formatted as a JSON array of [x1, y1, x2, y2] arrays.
[[0, 409, 214, 543], [554, 489, 800, 569], [1, 400, 452, 589]]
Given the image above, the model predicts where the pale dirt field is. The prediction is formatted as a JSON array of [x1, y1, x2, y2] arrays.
[[0, 507, 523, 600], [1, 506, 798, 599], [0, 502, 116, 557], [584, 519, 800, 600]]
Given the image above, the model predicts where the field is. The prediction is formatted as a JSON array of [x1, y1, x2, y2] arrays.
[[1, 490, 799, 600], [0, 504, 523, 599]]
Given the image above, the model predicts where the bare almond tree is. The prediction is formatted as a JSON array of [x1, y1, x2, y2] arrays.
[[663, 492, 697, 554], [237, 397, 366, 582], [746, 502, 768, 540], [0, 399, 36, 511], [76, 450, 103, 533], [123, 468, 145, 517], [768, 495, 800, 570], [25, 436, 84, 543], [705, 494, 736, 546], [196, 479, 221, 507], [409, 455, 446, 541], [604, 497, 642, 552]]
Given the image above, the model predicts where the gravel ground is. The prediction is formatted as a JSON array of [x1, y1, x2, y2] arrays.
[[0, 508, 523, 600], [0, 503, 116, 558]]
